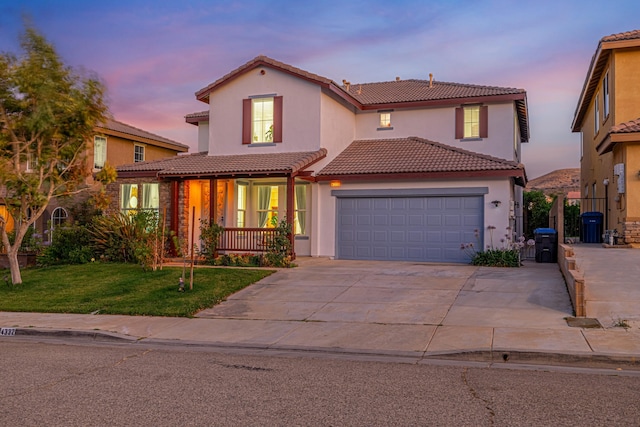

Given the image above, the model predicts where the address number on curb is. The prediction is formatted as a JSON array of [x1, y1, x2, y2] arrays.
[[1, 327, 17, 336]]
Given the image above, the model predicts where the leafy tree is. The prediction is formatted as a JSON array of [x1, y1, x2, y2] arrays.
[[523, 190, 552, 238], [0, 24, 108, 284]]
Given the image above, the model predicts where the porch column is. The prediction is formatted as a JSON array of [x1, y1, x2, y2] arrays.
[[286, 175, 295, 258], [170, 181, 179, 255], [209, 178, 217, 225]]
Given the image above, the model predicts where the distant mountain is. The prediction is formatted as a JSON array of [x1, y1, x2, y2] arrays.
[[526, 168, 580, 195]]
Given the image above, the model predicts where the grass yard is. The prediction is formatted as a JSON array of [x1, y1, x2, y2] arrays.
[[0, 263, 274, 317]]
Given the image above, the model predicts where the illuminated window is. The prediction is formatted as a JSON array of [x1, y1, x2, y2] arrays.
[[121, 184, 139, 215], [464, 106, 480, 138], [237, 184, 247, 228], [295, 185, 307, 235], [256, 185, 279, 227], [379, 112, 391, 128], [252, 98, 274, 143]]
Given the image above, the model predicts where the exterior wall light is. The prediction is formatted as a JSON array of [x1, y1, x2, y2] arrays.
[[491, 200, 501, 207]]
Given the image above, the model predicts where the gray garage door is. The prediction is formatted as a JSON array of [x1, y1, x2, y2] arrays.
[[336, 195, 483, 263]]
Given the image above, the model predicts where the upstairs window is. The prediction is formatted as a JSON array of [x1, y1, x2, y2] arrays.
[[252, 98, 274, 142], [379, 112, 392, 129], [134, 144, 145, 163], [455, 105, 488, 139], [594, 92, 600, 134], [242, 96, 283, 144], [94, 136, 107, 169], [603, 71, 610, 119]]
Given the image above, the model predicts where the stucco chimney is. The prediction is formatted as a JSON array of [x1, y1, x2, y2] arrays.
[[396, 76, 400, 81], [429, 73, 433, 88], [343, 80, 351, 91]]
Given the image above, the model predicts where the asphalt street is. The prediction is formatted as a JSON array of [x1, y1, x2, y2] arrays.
[[2, 339, 640, 426]]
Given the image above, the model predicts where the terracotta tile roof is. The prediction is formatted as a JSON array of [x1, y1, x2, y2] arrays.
[[602, 29, 640, 42], [117, 149, 327, 177], [185, 110, 209, 125], [317, 137, 523, 177], [611, 118, 640, 133], [185, 111, 209, 120], [342, 79, 525, 105], [97, 118, 189, 151]]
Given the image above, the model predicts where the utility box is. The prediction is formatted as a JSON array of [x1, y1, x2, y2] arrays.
[[580, 212, 603, 243], [534, 228, 557, 263]]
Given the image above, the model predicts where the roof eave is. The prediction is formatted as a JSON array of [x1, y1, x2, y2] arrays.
[[571, 36, 640, 131], [95, 127, 189, 152], [316, 169, 525, 182]]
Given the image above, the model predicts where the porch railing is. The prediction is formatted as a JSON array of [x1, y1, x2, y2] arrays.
[[217, 228, 279, 253]]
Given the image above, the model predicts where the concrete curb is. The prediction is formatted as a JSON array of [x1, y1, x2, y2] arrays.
[[7, 327, 640, 371]]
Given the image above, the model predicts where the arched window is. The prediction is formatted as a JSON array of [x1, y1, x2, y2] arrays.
[[51, 207, 68, 227], [49, 207, 68, 242]]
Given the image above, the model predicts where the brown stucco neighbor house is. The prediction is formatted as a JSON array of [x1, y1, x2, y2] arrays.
[[572, 29, 640, 245], [111, 55, 529, 263], [29, 118, 189, 240]]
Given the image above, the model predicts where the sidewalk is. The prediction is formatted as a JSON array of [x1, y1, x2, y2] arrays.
[[570, 243, 640, 327], [2, 256, 640, 368]]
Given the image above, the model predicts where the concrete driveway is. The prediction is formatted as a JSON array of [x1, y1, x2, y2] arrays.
[[196, 257, 577, 354]]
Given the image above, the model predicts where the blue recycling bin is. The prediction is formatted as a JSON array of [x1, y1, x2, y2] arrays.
[[534, 228, 557, 263], [580, 212, 603, 243]]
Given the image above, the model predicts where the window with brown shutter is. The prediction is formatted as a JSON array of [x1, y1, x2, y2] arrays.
[[242, 95, 283, 144], [456, 105, 488, 139]]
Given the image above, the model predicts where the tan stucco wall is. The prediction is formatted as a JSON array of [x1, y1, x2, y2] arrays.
[[93, 134, 183, 167], [613, 48, 640, 124], [580, 46, 640, 240]]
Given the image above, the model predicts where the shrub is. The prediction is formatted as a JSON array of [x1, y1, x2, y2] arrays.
[[90, 211, 163, 269], [461, 226, 523, 268], [199, 220, 223, 264], [471, 248, 520, 267], [38, 225, 94, 266]]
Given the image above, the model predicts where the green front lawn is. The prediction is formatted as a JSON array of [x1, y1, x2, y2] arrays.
[[0, 263, 274, 317]]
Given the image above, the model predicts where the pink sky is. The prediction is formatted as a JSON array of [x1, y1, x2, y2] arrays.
[[1, 0, 639, 179]]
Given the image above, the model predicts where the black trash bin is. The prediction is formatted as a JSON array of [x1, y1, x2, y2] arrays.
[[534, 228, 557, 263], [580, 212, 603, 243]]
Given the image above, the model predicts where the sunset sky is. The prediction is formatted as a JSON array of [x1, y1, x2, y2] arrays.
[[1, 0, 639, 179]]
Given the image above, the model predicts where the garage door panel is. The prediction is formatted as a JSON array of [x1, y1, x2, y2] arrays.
[[444, 215, 461, 226], [373, 215, 388, 226], [426, 230, 442, 242], [337, 195, 483, 263], [390, 215, 406, 226], [407, 230, 424, 242], [390, 231, 406, 242], [408, 215, 423, 226], [373, 230, 388, 242]]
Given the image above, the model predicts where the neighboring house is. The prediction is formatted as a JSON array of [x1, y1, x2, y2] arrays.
[[34, 118, 189, 239], [113, 56, 529, 263], [572, 29, 640, 244]]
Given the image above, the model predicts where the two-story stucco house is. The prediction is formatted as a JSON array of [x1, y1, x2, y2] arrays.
[[114, 56, 529, 263], [572, 29, 640, 245]]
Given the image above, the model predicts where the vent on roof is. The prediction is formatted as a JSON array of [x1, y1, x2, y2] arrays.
[[396, 76, 400, 81], [342, 79, 351, 91], [429, 73, 433, 88]]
